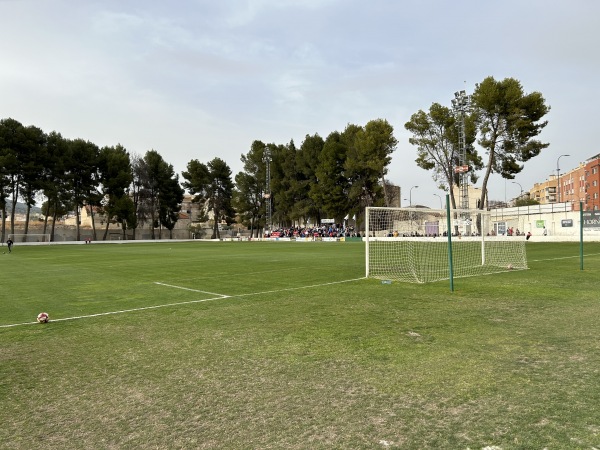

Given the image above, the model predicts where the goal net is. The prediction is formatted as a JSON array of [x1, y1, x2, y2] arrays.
[[365, 207, 528, 283], [7, 233, 51, 243]]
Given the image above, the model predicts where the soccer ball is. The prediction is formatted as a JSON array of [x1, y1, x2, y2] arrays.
[[507, 264, 514, 270], [37, 312, 49, 323]]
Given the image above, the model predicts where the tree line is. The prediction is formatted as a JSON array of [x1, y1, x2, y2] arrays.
[[0, 76, 550, 242], [0, 117, 398, 241], [0, 118, 184, 242]]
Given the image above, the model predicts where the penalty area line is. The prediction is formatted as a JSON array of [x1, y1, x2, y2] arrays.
[[235, 277, 367, 299], [0, 277, 366, 329], [154, 282, 229, 298]]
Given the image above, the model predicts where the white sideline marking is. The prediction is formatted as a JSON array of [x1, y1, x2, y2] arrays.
[[0, 277, 365, 329], [530, 252, 600, 262], [0, 298, 227, 328]]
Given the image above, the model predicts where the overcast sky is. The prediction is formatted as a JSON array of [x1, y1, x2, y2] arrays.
[[1, 0, 598, 208]]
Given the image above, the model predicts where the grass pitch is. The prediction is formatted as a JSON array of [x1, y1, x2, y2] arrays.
[[1, 240, 599, 449]]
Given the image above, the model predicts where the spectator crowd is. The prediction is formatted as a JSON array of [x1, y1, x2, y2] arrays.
[[265, 224, 359, 239]]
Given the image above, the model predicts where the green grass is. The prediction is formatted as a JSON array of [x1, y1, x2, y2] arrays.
[[1, 241, 599, 449]]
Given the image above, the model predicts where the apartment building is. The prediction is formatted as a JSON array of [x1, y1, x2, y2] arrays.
[[530, 176, 557, 205], [558, 163, 586, 211], [527, 154, 600, 211], [584, 154, 600, 210], [450, 185, 485, 209]]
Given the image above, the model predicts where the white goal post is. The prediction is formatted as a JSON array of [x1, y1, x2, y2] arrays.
[[365, 207, 528, 283], [7, 233, 51, 244]]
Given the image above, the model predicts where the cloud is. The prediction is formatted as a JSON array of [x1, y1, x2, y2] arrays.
[[1, 0, 599, 205]]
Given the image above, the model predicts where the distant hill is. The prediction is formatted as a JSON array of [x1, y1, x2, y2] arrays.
[[5, 202, 42, 215]]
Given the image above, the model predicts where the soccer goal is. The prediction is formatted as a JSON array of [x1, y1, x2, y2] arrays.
[[365, 207, 528, 283], [7, 233, 51, 243]]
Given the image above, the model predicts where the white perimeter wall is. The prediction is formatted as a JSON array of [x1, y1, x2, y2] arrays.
[[490, 209, 600, 241]]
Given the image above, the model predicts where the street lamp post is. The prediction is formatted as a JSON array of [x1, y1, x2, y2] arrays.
[[410, 185, 418, 206], [512, 181, 523, 203], [433, 193, 443, 209], [556, 154, 570, 203]]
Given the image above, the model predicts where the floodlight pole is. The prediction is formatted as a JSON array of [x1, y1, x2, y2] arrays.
[[264, 147, 272, 235], [434, 193, 443, 209], [452, 90, 470, 209]]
